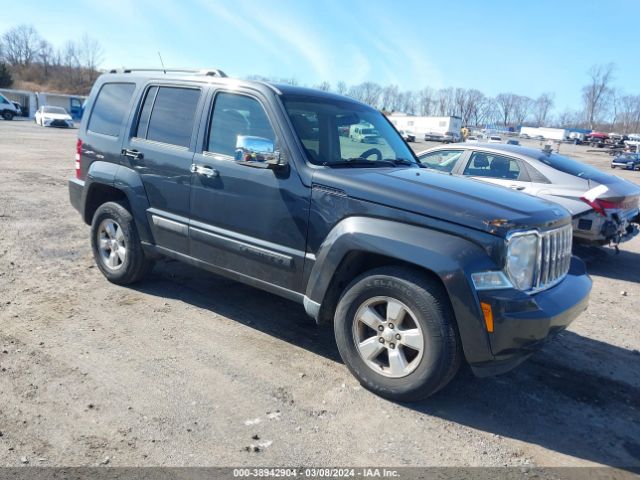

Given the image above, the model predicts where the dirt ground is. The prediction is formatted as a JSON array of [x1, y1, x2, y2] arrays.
[[0, 120, 639, 469]]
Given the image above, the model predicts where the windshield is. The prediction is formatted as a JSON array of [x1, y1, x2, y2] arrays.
[[537, 152, 613, 182], [283, 95, 417, 167], [43, 106, 67, 114]]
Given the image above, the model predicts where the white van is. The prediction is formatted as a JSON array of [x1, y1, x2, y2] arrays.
[[349, 123, 380, 143], [0, 93, 19, 120]]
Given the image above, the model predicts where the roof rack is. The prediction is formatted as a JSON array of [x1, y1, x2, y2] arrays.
[[108, 68, 228, 78]]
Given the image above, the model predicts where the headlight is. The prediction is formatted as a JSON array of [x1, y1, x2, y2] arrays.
[[505, 232, 538, 290]]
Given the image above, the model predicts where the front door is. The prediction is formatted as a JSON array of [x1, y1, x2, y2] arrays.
[[123, 84, 204, 253], [189, 90, 309, 293]]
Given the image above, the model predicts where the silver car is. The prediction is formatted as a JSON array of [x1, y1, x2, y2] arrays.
[[417, 143, 640, 246]]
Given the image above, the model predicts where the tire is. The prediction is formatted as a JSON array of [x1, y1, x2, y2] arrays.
[[2, 111, 14, 121], [334, 266, 462, 402], [90, 201, 154, 285]]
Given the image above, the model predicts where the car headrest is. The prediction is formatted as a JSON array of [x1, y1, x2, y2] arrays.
[[490, 157, 510, 173], [473, 154, 489, 168]]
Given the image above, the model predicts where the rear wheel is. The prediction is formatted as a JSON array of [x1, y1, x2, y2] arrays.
[[2, 111, 14, 121], [90, 201, 154, 284], [334, 266, 462, 402]]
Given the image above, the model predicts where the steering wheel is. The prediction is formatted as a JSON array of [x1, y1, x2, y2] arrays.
[[360, 148, 382, 161]]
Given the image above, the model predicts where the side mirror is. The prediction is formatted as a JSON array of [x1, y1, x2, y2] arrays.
[[235, 135, 283, 168]]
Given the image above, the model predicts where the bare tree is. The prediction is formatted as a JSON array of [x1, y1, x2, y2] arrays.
[[417, 87, 434, 116], [348, 82, 382, 107], [314, 81, 331, 91], [582, 63, 615, 130], [532, 93, 554, 126], [78, 33, 104, 81], [38, 39, 54, 78], [436, 88, 455, 116], [1, 24, 43, 66], [495, 93, 517, 126], [381, 84, 399, 112], [512, 95, 532, 125], [397, 91, 416, 115], [335, 81, 348, 95]]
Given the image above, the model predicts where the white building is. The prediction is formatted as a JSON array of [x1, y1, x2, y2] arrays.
[[387, 114, 462, 137], [0, 88, 86, 120]]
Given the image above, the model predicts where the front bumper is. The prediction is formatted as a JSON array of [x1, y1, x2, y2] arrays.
[[612, 161, 639, 169], [470, 256, 591, 377], [44, 119, 73, 127]]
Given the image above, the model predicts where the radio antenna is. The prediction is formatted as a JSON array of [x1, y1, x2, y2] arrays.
[[158, 51, 166, 74]]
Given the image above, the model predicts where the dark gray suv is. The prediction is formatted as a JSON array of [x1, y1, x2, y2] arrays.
[[68, 68, 592, 401]]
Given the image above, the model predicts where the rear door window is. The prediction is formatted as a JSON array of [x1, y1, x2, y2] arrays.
[[136, 86, 201, 148], [88, 83, 136, 137], [463, 152, 523, 180]]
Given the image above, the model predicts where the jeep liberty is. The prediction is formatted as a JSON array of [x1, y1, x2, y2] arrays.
[[68, 69, 592, 401]]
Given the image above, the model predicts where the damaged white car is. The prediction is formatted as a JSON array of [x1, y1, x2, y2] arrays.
[[417, 144, 640, 247]]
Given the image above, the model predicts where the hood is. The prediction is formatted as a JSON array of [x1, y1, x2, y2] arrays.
[[43, 112, 71, 120], [312, 167, 571, 237]]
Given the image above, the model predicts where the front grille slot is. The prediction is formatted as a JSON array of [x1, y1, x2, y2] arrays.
[[535, 225, 572, 291]]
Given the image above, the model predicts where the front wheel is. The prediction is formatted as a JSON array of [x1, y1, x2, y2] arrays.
[[2, 111, 14, 121], [334, 266, 461, 402], [90, 201, 154, 285]]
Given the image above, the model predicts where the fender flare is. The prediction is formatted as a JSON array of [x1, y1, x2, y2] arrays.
[[83, 161, 154, 244], [304, 216, 497, 364]]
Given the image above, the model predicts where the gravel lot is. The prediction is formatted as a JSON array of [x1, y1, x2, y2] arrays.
[[0, 120, 639, 469]]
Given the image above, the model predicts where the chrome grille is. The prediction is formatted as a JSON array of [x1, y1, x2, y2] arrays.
[[535, 225, 573, 291]]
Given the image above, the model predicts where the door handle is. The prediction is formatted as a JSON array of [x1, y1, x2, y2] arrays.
[[122, 148, 144, 160], [190, 164, 219, 178], [510, 185, 525, 191]]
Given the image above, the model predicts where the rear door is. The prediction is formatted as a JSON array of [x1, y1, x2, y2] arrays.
[[122, 84, 205, 253], [460, 151, 532, 192]]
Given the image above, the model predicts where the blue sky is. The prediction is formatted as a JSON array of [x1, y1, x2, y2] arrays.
[[2, 0, 638, 113]]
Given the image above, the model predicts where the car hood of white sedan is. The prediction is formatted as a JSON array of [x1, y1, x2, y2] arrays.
[[42, 113, 72, 121]]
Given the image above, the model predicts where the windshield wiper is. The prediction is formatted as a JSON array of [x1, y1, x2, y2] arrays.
[[383, 158, 418, 167], [324, 158, 397, 168]]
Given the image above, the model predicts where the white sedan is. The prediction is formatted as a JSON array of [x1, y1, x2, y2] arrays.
[[35, 106, 74, 128]]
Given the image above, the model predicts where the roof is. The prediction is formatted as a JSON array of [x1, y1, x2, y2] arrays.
[[102, 68, 365, 105]]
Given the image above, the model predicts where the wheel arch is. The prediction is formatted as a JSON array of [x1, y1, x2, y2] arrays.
[[82, 162, 154, 244], [304, 217, 496, 364]]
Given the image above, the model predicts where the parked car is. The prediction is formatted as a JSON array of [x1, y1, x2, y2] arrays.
[[506, 139, 520, 146], [611, 153, 640, 171], [424, 131, 456, 143], [350, 123, 380, 143], [417, 144, 640, 246], [488, 135, 502, 143], [0, 93, 19, 120], [466, 135, 479, 144], [11, 101, 23, 116], [69, 69, 592, 401], [399, 130, 415, 142], [35, 106, 74, 128]]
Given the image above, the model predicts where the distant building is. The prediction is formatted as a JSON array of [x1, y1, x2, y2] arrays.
[[0, 88, 86, 120]]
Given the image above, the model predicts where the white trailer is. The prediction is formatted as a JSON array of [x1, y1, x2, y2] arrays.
[[388, 115, 462, 137], [520, 126, 568, 141]]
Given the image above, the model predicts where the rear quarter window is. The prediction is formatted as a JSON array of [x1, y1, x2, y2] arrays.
[[88, 83, 136, 137], [537, 152, 612, 183]]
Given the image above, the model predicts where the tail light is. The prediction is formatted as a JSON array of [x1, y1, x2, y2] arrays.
[[580, 196, 623, 216], [75, 138, 82, 179]]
